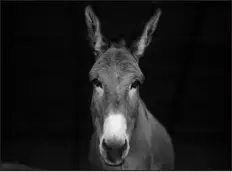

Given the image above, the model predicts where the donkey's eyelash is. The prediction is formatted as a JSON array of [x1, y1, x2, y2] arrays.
[[130, 80, 140, 89], [92, 78, 103, 88]]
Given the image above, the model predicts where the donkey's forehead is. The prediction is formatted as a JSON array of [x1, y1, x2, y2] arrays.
[[89, 47, 144, 81]]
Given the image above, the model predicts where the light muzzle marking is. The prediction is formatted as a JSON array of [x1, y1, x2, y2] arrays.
[[99, 112, 128, 148], [103, 113, 127, 139]]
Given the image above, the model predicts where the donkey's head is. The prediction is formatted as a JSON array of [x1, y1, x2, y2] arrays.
[[85, 6, 162, 166]]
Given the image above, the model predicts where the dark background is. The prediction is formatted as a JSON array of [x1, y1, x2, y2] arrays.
[[2, 1, 231, 170]]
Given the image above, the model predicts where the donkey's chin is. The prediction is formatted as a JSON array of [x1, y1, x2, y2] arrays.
[[103, 156, 125, 167]]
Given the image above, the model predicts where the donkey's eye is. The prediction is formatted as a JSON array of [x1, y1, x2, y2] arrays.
[[130, 80, 140, 90], [92, 78, 103, 88]]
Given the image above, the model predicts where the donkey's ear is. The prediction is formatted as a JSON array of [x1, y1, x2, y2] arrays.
[[85, 6, 107, 57], [131, 9, 162, 61]]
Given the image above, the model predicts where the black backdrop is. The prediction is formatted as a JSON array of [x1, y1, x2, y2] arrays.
[[2, 1, 231, 170]]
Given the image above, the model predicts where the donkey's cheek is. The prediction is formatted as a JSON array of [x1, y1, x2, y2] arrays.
[[129, 88, 136, 99], [126, 118, 136, 139], [93, 94, 103, 110], [94, 117, 103, 137], [128, 92, 138, 108], [96, 87, 104, 97]]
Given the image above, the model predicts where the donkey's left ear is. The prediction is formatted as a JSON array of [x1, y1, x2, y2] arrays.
[[131, 9, 162, 61], [85, 6, 108, 57]]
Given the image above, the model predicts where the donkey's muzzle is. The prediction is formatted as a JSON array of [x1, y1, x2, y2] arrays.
[[102, 138, 128, 166]]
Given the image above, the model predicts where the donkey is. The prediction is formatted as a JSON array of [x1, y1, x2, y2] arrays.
[[85, 6, 174, 170]]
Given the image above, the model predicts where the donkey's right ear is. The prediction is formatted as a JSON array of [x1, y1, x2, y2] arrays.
[[85, 6, 107, 57]]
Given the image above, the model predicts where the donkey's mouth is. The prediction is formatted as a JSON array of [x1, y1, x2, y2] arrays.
[[102, 147, 128, 167], [100, 138, 129, 167]]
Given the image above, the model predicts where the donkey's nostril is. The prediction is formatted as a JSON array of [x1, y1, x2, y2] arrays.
[[102, 139, 128, 164]]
